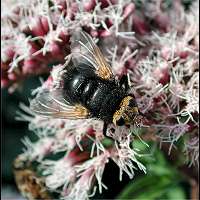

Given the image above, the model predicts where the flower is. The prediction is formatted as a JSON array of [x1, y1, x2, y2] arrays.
[[1, 0, 199, 199], [18, 102, 146, 199]]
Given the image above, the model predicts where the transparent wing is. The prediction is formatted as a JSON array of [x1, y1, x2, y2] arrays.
[[70, 31, 113, 79], [30, 88, 89, 119]]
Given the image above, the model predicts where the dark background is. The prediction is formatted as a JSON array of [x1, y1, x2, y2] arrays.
[[2, 77, 40, 199]]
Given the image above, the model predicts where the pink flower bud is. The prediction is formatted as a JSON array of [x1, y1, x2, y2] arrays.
[[84, 0, 96, 11], [126, 58, 137, 69], [3, 47, 15, 62], [49, 42, 62, 56], [123, 3, 135, 20], [67, 3, 78, 20], [178, 50, 189, 59], [90, 30, 98, 37], [105, 19, 113, 28], [153, 63, 170, 85], [115, 67, 128, 77], [43, 76, 53, 89], [87, 126, 95, 135], [1, 79, 9, 88], [159, 68, 170, 85], [29, 41, 47, 61], [161, 47, 171, 60], [132, 14, 150, 35], [99, 30, 112, 38], [54, 0, 67, 11], [59, 31, 70, 43], [40, 16, 50, 34], [31, 17, 48, 37], [68, 150, 90, 164], [23, 59, 39, 74], [154, 13, 170, 32], [100, 0, 116, 8], [29, 41, 40, 54], [8, 73, 17, 81]]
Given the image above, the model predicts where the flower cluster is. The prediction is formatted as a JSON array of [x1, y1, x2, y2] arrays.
[[2, 0, 199, 199], [18, 109, 146, 199]]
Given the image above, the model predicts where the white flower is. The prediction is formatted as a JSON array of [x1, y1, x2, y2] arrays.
[[111, 138, 146, 181], [42, 157, 76, 190], [64, 152, 109, 200], [22, 136, 54, 161]]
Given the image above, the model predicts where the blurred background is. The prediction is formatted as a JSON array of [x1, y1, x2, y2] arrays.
[[2, 77, 40, 199]]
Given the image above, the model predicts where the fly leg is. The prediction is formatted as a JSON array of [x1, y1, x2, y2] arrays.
[[103, 122, 116, 139], [103, 122, 108, 136], [119, 74, 131, 91]]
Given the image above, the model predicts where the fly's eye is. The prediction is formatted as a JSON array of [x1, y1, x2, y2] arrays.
[[116, 117, 125, 126]]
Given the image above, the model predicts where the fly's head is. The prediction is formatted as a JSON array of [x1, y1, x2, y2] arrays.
[[113, 96, 141, 127]]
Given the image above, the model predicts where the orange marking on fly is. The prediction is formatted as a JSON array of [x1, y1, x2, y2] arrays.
[[131, 106, 138, 113], [120, 96, 133, 107], [113, 96, 139, 126], [50, 104, 89, 119], [94, 46, 113, 79], [74, 104, 90, 118]]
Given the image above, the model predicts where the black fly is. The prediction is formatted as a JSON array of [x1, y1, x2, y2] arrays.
[[30, 31, 141, 135]]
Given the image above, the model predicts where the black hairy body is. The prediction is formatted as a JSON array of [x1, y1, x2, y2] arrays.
[[30, 31, 141, 135], [63, 62, 127, 123]]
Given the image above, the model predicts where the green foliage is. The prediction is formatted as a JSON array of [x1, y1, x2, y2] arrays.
[[102, 137, 114, 148], [116, 140, 187, 200]]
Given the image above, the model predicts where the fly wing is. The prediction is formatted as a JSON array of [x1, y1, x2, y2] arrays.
[[30, 31, 113, 119], [30, 88, 89, 119], [70, 31, 114, 80]]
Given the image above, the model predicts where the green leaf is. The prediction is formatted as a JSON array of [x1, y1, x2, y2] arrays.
[[117, 140, 185, 200], [116, 175, 186, 200], [101, 137, 114, 148], [116, 175, 171, 199], [166, 185, 186, 200]]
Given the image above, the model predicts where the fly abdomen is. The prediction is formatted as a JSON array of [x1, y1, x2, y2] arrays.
[[63, 68, 88, 103], [86, 80, 120, 119], [99, 88, 126, 121], [63, 66, 99, 107], [82, 80, 98, 105]]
